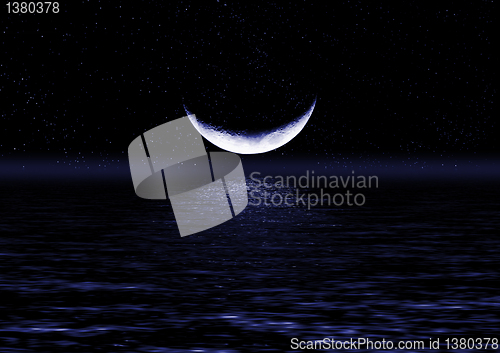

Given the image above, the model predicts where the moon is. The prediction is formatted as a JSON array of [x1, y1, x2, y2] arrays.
[[184, 97, 316, 154]]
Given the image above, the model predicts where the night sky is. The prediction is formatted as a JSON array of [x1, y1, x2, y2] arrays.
[[1, 1, 495, 175]]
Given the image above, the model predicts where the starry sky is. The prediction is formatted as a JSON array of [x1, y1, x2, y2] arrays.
[[1, 1, 495, 174]]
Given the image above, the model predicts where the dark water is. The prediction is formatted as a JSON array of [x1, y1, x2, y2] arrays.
[[0, 175, 499, 352]]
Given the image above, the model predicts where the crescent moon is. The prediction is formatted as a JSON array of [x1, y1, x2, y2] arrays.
[[184, 97, 316, 154]]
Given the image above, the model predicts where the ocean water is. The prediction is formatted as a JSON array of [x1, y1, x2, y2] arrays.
[[0, 174, 499, 352]]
